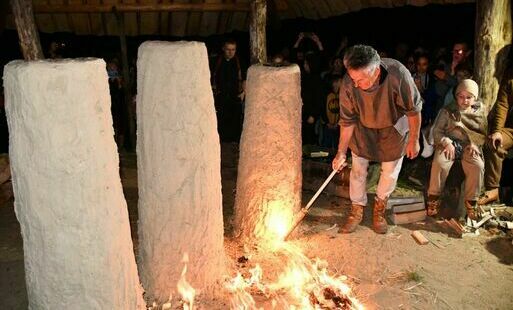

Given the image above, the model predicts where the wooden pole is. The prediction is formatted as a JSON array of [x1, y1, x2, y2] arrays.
[[474, 0, 512, 111], [115, 11, 136, 150], [250, 0, 267, 64], [10, 0, 44, 60]]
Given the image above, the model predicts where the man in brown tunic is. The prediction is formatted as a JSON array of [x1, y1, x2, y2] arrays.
[[332, 45, 422, 234], [479, 68, 513, 205]]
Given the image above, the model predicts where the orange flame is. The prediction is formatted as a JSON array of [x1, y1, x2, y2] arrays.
[[226, 242, 364, 309]]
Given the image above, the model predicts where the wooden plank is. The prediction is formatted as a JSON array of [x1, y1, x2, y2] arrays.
[[389, 210, 426, 225], [33, 1, 252, 12], [411, 231, 429, 245], [388, 196, 424, 208], [393, 202, 426, 214]]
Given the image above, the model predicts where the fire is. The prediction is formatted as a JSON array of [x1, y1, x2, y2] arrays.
[[148, 253, 197, 310], [177, 254, 196, 310], [225, 242, 364, 309], [224, 198, 363, 308]]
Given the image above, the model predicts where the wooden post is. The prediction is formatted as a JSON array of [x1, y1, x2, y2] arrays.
[[250, 0, 267, 64], [474, 0, 512, 111], [10, 0, 44, 60], [115, 11, 136, 150]]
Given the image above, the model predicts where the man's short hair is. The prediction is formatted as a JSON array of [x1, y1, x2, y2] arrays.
[[224, 39, 237, 46], [343, 45, 380, 73], [453, 40, 469, 50]]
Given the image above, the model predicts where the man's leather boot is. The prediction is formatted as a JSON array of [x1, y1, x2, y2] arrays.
[[339, 204, 364, 233], [373, 196, 388, 234], [465, 200, 478, 220], [426, 195, 441, 217]]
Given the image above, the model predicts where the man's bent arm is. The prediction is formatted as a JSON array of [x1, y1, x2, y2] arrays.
[[337, 124, 355, 156], [406, 112, 421, 159], [407, 113, 421, 141]]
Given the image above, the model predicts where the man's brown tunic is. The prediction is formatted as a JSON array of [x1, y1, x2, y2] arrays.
[[339, 58, 423, 162]]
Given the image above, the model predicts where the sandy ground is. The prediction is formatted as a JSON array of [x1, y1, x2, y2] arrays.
[[1, 144, 512, 309]]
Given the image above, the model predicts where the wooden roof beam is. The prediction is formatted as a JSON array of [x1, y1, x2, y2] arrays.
[[32, 2, 279, 13]]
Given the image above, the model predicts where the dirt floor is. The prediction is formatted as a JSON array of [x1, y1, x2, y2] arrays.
[[1, 144, 513, 309]]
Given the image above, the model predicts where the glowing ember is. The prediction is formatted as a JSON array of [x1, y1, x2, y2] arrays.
[[225, 242, 364, 309], [177, 254, 196, 310]]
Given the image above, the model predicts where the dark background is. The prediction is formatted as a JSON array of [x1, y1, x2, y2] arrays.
[[0, 3, 476, 67]]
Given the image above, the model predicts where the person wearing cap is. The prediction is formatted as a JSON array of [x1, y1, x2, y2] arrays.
[[426, 79, 487, 219], [479, 68, 513, 205], [332, 45, 422, 234]]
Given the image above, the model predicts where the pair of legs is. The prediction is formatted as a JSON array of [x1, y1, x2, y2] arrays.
[[341, 153, 403, 234], [215, 96, 243, 143], [480, 129, 513, 204], [350, 154, 404, 205], [427, 148, 484, 219]]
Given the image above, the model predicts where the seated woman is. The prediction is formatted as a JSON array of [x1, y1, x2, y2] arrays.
[[426, 79, 487, 219]]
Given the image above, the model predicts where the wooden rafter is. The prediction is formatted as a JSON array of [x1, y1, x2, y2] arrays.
[[34, 2, 253, 13]]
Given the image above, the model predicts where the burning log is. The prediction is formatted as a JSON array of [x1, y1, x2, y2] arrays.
[[3, 59, 144, 308], [234, 64, 302, 243], [136, 41, 225, 302]]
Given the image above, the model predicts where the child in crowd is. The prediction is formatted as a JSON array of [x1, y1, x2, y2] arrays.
[[426, 79, 487, 220], [413, 54, 438, 127]]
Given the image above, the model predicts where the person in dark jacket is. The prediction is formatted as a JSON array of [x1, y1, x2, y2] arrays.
[[211, 39, 246, 142]]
